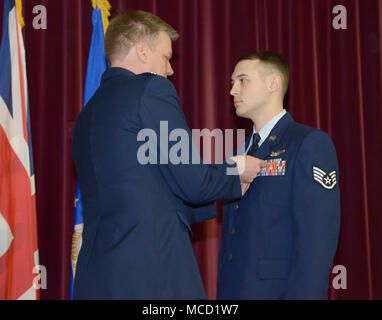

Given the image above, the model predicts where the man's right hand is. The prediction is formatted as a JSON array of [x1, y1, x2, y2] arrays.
[[231, 155, 266, 185]]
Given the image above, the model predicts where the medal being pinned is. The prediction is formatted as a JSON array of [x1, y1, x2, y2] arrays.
[[258, 158, 286, 176]]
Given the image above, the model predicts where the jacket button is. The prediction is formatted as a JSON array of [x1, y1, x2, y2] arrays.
[[227, 254, 233, 261], [229, 228, 236, 235], [233, 204, 239, 211]]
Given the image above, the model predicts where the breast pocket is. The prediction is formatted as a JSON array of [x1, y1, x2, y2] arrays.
[[253, 178, 291, 225], [256, 177, 290, 207]]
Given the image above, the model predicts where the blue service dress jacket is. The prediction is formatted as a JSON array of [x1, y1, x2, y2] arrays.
[[217, 112, 341, 300], [71, 67, 242, 299]]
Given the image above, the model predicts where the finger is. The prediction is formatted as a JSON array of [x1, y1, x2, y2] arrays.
[[230, 156, 239, 163], [242, 177, 253, 184], [241, 184, 246, 196], [241, 183, 250, 196]]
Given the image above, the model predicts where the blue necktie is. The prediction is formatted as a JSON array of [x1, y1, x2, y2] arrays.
[[247, 133, 261, 155]]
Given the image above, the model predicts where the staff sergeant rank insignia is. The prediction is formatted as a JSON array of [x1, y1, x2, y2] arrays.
[[313, 166, 337, 189]]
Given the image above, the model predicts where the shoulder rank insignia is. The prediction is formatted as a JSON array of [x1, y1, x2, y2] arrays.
[[313, 166, 337, 189], [270, 149, 286, 157]]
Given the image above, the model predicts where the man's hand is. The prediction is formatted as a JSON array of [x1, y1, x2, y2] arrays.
[[240, 183, 250, 196], [231, 155, 266, 186]]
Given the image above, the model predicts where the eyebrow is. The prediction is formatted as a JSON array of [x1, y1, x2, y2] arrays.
[[231, 74, 249, 82], [232, 74, 249, 79], [231, 73, 249, 80]]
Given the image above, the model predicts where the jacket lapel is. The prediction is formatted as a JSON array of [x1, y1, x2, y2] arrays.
[[253, 112, 294, 159], [233, 129, 255, 156]]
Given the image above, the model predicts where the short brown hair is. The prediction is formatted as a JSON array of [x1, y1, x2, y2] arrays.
[[238, 51, 289, 96], [104, 10, 179, 64]]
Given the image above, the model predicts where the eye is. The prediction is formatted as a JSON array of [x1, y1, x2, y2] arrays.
[[240, 78, 246, 84]]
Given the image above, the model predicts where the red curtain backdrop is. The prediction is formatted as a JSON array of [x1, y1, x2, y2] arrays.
[[1, 0, 381, 299]]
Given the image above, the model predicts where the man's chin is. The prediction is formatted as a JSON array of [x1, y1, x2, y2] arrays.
[[235, 108, 248, 119]]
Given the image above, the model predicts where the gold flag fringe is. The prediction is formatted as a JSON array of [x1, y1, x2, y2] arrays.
[[15, 0, 25, 29], [91, 0, 111, 33]]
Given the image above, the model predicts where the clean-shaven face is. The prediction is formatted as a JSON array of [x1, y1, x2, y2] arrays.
[[147, 30, 174, 78], [230, 59, 270, 119]]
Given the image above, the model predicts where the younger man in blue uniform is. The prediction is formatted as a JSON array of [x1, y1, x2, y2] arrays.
[[218, 51, 341, 300]]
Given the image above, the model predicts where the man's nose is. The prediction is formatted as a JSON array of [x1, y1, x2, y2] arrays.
[[167, 62, 174, 77], [230, 84, 238, 96]]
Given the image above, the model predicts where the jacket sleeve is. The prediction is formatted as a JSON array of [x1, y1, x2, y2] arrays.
[[284, 130, 341, 299], [185, 202, 218, 224], [139, 75, 242, 205]]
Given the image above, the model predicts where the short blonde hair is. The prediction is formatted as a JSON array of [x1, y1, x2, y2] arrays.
[[104, 10, 179, 64]]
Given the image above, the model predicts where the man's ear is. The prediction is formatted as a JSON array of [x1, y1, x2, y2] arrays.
[[267, 74, 282, 93], [136, 42, 149, 64]]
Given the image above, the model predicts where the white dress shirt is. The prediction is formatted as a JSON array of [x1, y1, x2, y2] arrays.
[[245, 109, 287, 154]]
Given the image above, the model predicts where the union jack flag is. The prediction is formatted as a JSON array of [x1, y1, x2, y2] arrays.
[[0, 0, 39, 300]]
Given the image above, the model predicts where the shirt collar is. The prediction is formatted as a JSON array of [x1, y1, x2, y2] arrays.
[[101, 67, 136, 83], [256, 109, 287, 146], [246, 109, 286, 153]]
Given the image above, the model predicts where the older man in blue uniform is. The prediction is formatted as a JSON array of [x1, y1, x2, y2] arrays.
[[217, 51, 341, 300], [71, 11, 264, 300]]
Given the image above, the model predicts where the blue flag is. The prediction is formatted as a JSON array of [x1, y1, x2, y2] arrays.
[[69, 6, 109, 299]]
